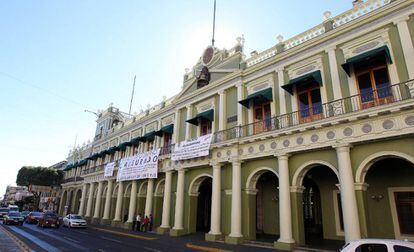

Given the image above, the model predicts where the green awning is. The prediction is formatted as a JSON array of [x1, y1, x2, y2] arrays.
[[341, 46, 392, 76], [118, 142, 130, 151], [155, 124, 174, 137], [100, 150, 110, 156], [282, 70, 323, 95], [130, 136, 145, 145], [107, 146, 119, 154], [64, 164, 74, 171], [144, 131, 156, 141], [78, 159, 87, 166], [87, 153, 100, 160], [186, 109, 214, 126], [239, 88, 273, 108]]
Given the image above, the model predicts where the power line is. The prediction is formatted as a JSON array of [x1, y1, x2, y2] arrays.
[[0, 71, 96, 111]]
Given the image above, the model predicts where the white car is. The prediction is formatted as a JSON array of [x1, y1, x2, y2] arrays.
[[341, 239, 414, 252], [62, 214, 87, 228]]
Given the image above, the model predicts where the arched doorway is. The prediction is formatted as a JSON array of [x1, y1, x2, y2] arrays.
[[364, 157, 414, 241], [72, 189, 82, 214], [256, 171, 279, 241], [296, 164, 341, 246], [153, 179, 165, 229], [196, 178, 212, 232]]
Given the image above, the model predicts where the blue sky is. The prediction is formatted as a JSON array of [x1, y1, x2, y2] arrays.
[[0, 1, 351, 197]]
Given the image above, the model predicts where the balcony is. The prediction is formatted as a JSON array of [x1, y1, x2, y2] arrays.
[[63, 176, 84, 184], [213, 80, 413, 144], [160, 144, 175, 156], [82, 164, 105, 175]]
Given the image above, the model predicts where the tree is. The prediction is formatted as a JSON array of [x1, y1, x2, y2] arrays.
[[16, 166, 63, 210]]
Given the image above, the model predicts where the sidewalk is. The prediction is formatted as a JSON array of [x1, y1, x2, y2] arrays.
[[90, 224, 275, 252], [0, 225, 28, 252]]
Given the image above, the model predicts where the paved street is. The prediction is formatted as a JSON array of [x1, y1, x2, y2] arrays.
[[1, 222, 275, 252]]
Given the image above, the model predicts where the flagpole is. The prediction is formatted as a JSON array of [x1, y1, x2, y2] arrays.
[[212, 0, 216, 46]]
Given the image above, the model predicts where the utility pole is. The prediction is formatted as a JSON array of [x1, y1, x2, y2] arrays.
[[129, 75, 136, 115]]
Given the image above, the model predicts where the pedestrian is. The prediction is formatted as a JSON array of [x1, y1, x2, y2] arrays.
[[149, 214, 153, 232], [143, 215, 149, 232], [136, 214, 142, 232]]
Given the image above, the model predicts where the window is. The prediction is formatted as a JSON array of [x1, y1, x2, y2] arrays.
[[394, 245, 414, 252], [110, 153, 115, 162], [297, 84, 323, 123], [163, 133, 172, 147], [200, 120, 212, 136], [253, 101, 271, 134], [132, 145, 139, 156], [356, 64, 393, 109], [356, 243, 388, 252], [394, 192, 414, 235], [147, 139, 154, 151]]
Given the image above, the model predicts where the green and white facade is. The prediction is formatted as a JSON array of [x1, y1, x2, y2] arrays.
[[61, 0, 414, 250]]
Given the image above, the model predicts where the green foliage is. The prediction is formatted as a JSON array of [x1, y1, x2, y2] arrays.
[[16, 166, 63, 187]]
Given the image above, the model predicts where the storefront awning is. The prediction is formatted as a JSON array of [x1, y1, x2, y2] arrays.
[[130, 136, 145, 145], [155, 124, 174, 137], [341, 46, 392, 76], [238, 87, 273, 108], [282, 70, 323, 95], [118, 142, 130, 151], [78, 159, 87, 166], [143, 131, 157, 141], [186, 109, 214, 126], [107, 146, 119, 154], [87, 153, 101, 160]]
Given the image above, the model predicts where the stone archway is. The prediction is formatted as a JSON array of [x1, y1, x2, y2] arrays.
[[153, 179, 165, 229], [358, 153, 414, 241], [59, 190, 68, 216], [188, 174, 213, 234], [245, 167, 279, 241], [137, 181, 148, 217], [72, 189, 82, 214], [291, 162, 341, 246]]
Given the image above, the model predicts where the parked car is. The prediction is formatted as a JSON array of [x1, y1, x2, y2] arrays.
[[3, 211, 24, 225], [37, 212, 60, 228], [8, 205, 19, 212], [0, 208, 9, 221], [25, 212, 43, 224], [341, 239, 414, 252], [63, 214, 87, 228], [20, 211, 30, 220]]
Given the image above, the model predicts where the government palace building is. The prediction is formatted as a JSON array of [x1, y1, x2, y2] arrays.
[[60, 0, 414, 250]]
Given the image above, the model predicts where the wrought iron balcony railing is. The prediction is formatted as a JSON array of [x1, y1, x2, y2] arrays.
[[213, 80, 413, 144]]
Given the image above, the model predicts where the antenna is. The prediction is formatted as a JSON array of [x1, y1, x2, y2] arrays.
[[212, 0, 217, 46], [129, 75, 136, 115]]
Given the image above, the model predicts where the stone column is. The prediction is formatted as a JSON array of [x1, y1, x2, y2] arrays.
[[102, 179, 113, 221], [218, 90, 227, 131], [207, 162, 222, 241], [326, 47, 343, 100], [236, 83, 245, 126], [173, 110, 181, 143], [144, 179, 154, 217], [275, 155, 295, 250], [159, 171, 173, 233], [85, 182, 95, 218], [226, 160, 243, 244], [394, 16, 414, 80], [127, 180, 138, 223], [113, 181, 124, 222], [185, 105, 193, 140], [335, 143, 361, 242], [171, 169, 185, 236], [277, 67, 287, 115], [93, 181, 103, 219], [78, 183, 88, 216]]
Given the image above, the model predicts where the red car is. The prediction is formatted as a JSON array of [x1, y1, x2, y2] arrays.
[[25, 212, 43, 224], [37, 212, 60, 228]]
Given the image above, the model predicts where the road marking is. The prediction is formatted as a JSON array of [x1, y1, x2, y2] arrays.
[[100, 236, 121, 243], [185, 243, 232, 252], [8, 226, 61, 252], [22, 224, 87, 251], [0, 225, 31, 252], [63, 236, 80, 244], [143, 246, 162, 252], [91, 227, 157, 240]]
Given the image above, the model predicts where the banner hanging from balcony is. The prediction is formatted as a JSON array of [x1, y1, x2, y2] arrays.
[[171, 133, 213, 161], [117, 148, 160, 182], [104, 162, 115, 178]]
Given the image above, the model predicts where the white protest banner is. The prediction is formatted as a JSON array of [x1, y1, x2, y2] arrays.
[[171, 133, 213, 161], [104, 162, 115, 178], [117, 148, 160, 182]]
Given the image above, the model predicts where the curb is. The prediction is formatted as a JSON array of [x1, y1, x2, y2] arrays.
[[186, 242, 232, 252], [91, 227, 158, 241], [0, 225, 32, 252]]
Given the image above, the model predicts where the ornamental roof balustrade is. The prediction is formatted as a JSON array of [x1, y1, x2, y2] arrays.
[[245, 0, 392, 68]]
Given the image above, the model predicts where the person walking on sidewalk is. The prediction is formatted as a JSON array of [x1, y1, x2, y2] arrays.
[[143, 215, 149, 232], [149, 214, 153, 232], [135, 214, 142, 232]]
